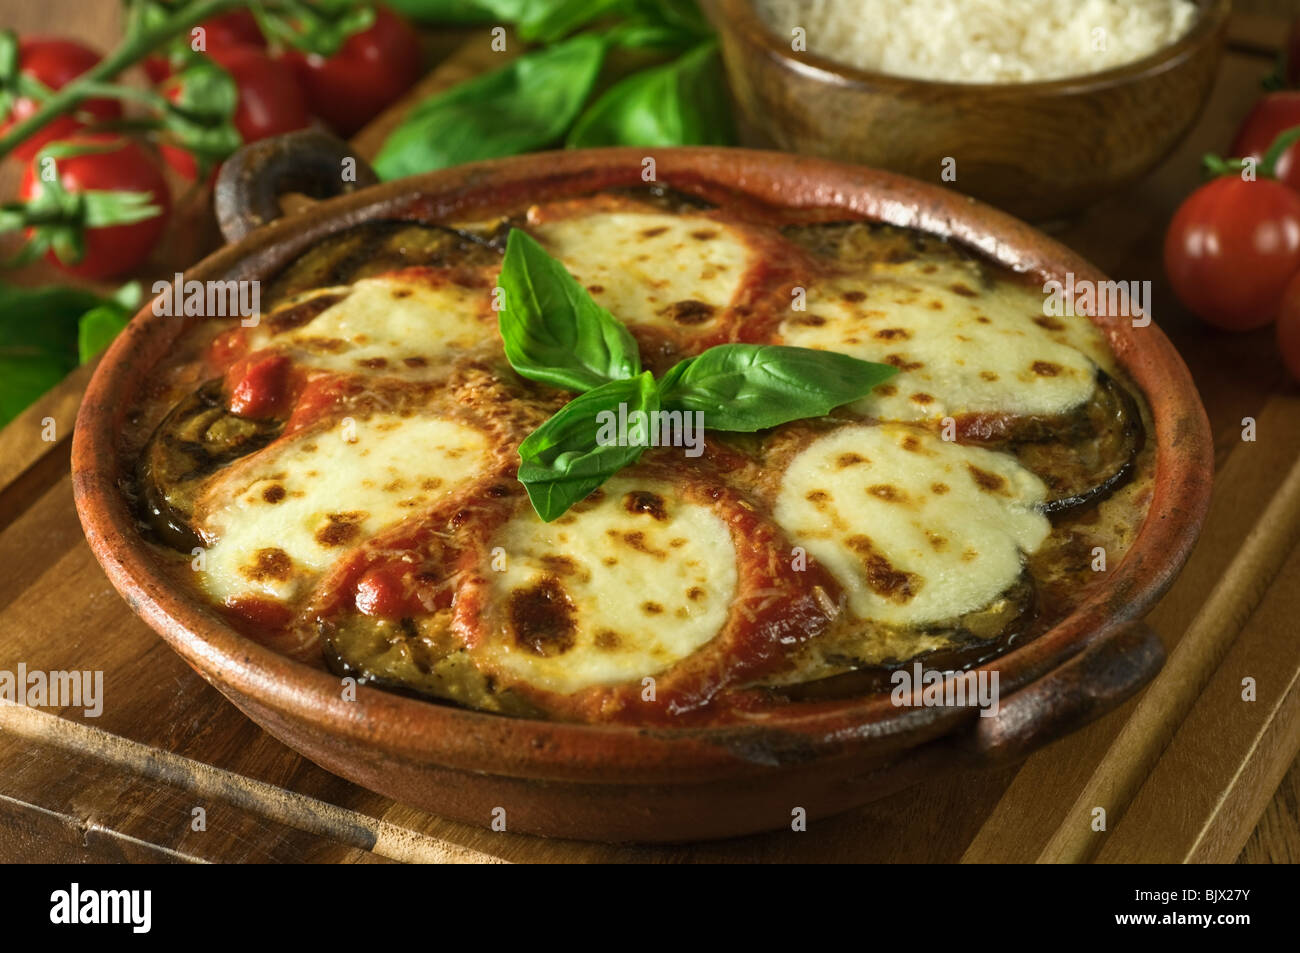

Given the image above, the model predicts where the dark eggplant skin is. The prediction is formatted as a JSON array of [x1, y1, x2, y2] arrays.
[[762, 572, 1038, 700], [1011, 371, 1145, 517], [137, 380, 283, 551], [264, 219, 506, 306]]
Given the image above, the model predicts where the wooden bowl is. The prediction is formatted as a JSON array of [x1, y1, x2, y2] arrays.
[[708, 0, 1229, 221], [72, 145, 1213, 843]]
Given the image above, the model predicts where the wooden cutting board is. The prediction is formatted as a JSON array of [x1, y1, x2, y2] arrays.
[[1, 4, 1299, 863]]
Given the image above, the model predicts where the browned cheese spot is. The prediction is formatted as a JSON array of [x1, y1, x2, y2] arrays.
[[508, 576, 576, 657], [975, 315, 992, 324], [836, 452, 867, 468], [641, 226, 669, 238], [793, 313, 826, 327], [874, 327, 911, 341], [691, 229, 718, 240], [926, 531, 948, 550], [842, 289, 867, 303], [967, 464, 1007, 493], [885, 354, 924, 371], [268, 292, 345, 333], [623, 490, 668, 521], [844, 535, 920, 603], [900, 435, 921, 452], [1032, 360, 1062, 377], [358, 356, 388, 369], [594, 630, 620, 650], [950, 283, 977, 297], [875, 384, 898, 396], [316, 512, 366, 547], [867, 483, 907, 503], [392, 288, 412, 299], [980, 370, 999, 381], [1033, 315, 1065, 331], [910, 392, 935, 404], [262, 484, 286, 503], [244, 547, 292, 582], [662, 299, 715, 326], [587, 284, 605, 294], [642, 601, 664, 615], [403, 356, 428, 368], [687, 586, 705, 601]]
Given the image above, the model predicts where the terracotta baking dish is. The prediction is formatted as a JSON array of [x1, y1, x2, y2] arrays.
[[71, 143, 1212, 843]]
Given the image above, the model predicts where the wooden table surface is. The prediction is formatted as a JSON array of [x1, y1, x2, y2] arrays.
[[1, 1, 1300, 863]]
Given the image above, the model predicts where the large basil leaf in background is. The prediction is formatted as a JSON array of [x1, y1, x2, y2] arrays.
[[566, 41, 733, 148], [0, 282, 138, 425], [498, 229, 641, 392], [517, 0, 628, 43], [373, 33, 607, 179], [656, 344, 899, 432], [517, 372, 659, 521]]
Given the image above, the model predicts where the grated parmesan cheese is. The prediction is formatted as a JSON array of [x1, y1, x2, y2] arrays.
[[754, 0, 1200, 83]]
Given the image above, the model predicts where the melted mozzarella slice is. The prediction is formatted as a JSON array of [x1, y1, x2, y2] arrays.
[[778, 259, 1102, 422], [251, 274, 497, 375], [194, 413, 491, 605], [530, 212, 755, 331], [774, 425, 1050, 627], [477, 477, 737, 694]]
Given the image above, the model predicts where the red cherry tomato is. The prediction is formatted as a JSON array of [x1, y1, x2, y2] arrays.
[[281, 6, 422, 137], [1164, 177, 1300, 331], [18, 134, 171, 279], [143, 10, 266, 83], [1230, 92, 1300, 192], [1, 38, 122, 161], [355, 563, 412, 618], [1277, 271, 1300, 382], [207, 45, 310, 144]]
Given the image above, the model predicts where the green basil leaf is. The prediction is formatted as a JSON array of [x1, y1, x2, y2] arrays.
[[373, 33, 607, 179], [0, 282, 121, 426], [77, 304, 131, 364], [657, 344, 898, 432], [566, 41, 733, 148], [517, 0, 628, 43], [382, 0, 530, 24], [518, 371, 658, 521], [498, 228, 640, 392]]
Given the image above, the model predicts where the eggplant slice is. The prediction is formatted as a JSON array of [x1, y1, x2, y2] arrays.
[[137, 380, 283, 550], [1001, 371, 1144, 516], [264, 219, 507, 306], [320, 612, 541, 717], [761, 572, 1038, 700]]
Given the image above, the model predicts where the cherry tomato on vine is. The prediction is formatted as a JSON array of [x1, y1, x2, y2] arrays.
[[18, 135, 171, 279], [143, 10, 266, 83], [1164, 177, 1300, 331], [1230, 92, 1300, 192], [280, 6, 422, 137], [1, 38, 122, 162], [207, 45, 310, 145], [1277, 271, 1300, 382]]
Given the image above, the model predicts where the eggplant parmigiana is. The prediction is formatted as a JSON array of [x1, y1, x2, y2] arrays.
[[124, 185, 1153, 724]]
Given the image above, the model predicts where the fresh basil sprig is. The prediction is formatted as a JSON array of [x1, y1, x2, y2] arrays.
[[496, 228, 898, 520], [517, 372, 659, 521], [657, 343, 897, 432], [497, 229, 641, 391]]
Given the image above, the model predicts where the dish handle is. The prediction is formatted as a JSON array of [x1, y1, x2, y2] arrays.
[[964, 621, 1164, 763], [214, 129, 379, 244]]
